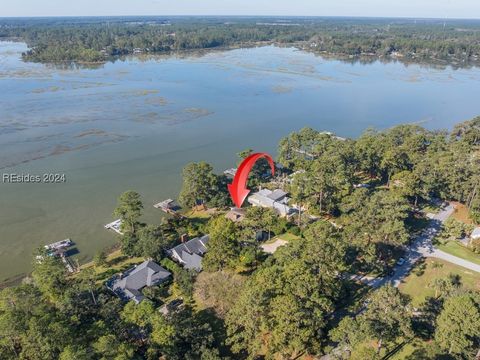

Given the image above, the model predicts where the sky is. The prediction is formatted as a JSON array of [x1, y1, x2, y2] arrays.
[[0, 0, 479, 19]]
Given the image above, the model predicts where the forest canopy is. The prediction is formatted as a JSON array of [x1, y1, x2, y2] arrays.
[[0, 116, 479, 359], [1, 16, 480, 65]]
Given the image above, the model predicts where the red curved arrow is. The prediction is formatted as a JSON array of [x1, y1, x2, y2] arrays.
[[227, 152, 275, 208]]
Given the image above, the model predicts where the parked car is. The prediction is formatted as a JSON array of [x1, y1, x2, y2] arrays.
[[396, 257, 406, 266]]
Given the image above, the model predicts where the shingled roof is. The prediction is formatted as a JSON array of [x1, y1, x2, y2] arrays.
[[109, 260, 171, 303], [247, 189, 296, 217], [167, 235, 209, 271]]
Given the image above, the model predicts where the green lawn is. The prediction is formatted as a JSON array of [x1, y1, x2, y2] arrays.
[[77, 250, 145, 283], [262, 232, 301, 245], [437, 241, 480, 265], [276, 232, 301, 242], [181, 208, 215, 227], [183, 208, 213, 219], [399, 258, 480, 307]]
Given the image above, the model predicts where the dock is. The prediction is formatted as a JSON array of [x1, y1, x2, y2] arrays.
[[105, 219, 124, 235], [56, 248, 76, 273], [42, 239, 77, 273], [224, 168, 237, 178], [45, 238, 73, 251], [154, 199, 181, 214]]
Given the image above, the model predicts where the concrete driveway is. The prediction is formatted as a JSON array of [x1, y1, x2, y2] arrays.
[[369, 204, 475, 288]]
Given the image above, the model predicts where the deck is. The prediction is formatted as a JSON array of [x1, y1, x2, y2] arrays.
[[153, 199, 181, 214], [41, 239, 77, 273], [105, 219, 124, 235]]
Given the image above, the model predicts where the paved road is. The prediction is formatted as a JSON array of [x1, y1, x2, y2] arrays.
[[362, 204, 480, 289], [424, 247, 480, 273], [321, 204, 472, 360]]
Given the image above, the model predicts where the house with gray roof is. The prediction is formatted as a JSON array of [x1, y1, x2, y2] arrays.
[[247, 188, 297, 217], [107, 260, 171, 304], [167, 235, 209, 271]]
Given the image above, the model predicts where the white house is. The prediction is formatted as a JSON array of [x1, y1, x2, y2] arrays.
[[247, 189, 297, 217]]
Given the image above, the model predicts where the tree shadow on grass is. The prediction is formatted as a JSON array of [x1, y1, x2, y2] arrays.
[[412, 257, 427, 277]]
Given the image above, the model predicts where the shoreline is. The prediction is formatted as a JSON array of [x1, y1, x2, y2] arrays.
[[0, 273, 27, 290], [0, 39, 476, 287], [0, 242, 122, 289], [6, 38, 479, 70], [0, 209, 212, 288]]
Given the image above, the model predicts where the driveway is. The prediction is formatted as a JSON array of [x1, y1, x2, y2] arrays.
[[322, 204, 469, 360], [423, 248, 480, 273], [368, 204, 478, 288]]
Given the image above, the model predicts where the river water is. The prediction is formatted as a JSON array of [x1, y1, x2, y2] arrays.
[[1, 41, 480, 282]]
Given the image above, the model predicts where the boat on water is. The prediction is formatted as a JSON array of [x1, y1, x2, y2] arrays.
[[44, 238, 73, 251]]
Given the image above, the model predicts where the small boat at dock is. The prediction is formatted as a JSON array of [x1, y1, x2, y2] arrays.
[[44, 238, 73, 251], [39, 239, 77, 273]]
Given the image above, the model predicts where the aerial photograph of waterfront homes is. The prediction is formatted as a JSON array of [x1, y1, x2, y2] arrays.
[[1, 0, 480, 359]]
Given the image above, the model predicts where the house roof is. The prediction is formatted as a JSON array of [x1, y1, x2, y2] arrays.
[[124, 288, 144, 304], [257, 189, 272, 197], [124, 260, 171, 288], [168, 235, 209, 270], [111, 260, 171, 303], [225, 207, 246, 222], [267, 189, 287, 201], [247, 189, 296, 217], [271, 202, 294, 216], [228, 207, 246, 216], [180, 252, 204, 270]]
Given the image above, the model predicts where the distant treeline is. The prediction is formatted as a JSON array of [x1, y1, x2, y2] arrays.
[[1, 16, 480, 64]]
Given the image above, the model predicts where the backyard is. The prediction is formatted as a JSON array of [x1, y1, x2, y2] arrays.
[[78, 249, 144, 283]]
